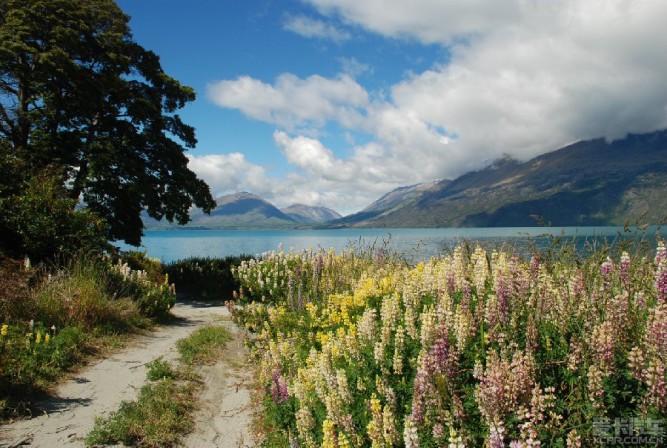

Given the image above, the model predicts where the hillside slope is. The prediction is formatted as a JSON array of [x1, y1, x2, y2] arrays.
[[184, 192, 297, 229], [281, 204, 342, 223], [335, 130, 667, 227]]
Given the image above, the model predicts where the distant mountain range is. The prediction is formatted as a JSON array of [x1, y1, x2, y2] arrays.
[[145, 192, 342, 229], [145, 129, 667, 230], [330, 129, 667, 228]]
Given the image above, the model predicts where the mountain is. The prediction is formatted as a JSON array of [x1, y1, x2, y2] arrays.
[[179, 192, 297, 229], [143, 193, 345, 229], [326, 181, 443, 227], [330, 130, 667, 228], [364, 181, 442, 212], [281, 204, 342, 223]]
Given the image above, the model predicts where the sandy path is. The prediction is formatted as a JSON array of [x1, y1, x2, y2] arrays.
[[0, 300, 254, 448], [181, 318, 256, 448]]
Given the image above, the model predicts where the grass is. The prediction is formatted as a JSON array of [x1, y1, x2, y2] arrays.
[[86, 378, 197, 448], [176, 325, 232, 365], [0, 251, 175, 420], [86, 325, 232, 447]]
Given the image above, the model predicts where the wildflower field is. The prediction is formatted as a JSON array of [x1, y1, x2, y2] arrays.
[[229, 239, 667, 447]]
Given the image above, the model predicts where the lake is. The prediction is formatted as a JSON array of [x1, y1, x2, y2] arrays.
[[116, 226, 660, 263]]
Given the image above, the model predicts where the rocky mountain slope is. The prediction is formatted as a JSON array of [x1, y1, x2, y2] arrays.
[[329, 130, 667, 227], [281, 204, 342, 223]]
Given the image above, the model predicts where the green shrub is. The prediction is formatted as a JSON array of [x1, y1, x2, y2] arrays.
[[121, 251, 166, 284], [0, 253, 34, 322], [33, 256, 143, 330], [145, 357, 175, 381], [0, 168, 109, 262], [109, 259, 175, 318], [165, 255, 253, 299], [0, 321, 88, 398]]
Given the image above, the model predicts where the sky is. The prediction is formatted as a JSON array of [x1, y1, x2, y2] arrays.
[[115, 0, 667, 216]]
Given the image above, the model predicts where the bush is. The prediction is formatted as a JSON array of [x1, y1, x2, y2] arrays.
[[33, 256, 143, 330], [165, 255, 253, 299], [110, 256, 176, 318], [0, 252, 35, 322], [145, 357, 175, 381], [0, 321, 88, 397], [0, 168, 109, 262], [121, 251, 167, 284]]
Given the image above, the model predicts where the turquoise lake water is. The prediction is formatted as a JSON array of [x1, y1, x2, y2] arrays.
[[116, 226, 660, 263]]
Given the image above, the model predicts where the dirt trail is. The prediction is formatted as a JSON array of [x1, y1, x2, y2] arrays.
[[0, 300, 255, 448]]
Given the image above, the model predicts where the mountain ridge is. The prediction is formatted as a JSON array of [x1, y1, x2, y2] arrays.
[[144, 129, 667, 230], [331, 130, 667, 228]]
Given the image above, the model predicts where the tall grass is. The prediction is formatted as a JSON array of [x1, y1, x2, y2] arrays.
[[32, 256, 143, 330], [0, 251, 174, 419]]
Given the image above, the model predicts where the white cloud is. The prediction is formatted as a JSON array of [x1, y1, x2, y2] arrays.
[[207, 73, 368, 130], [186, 153, 274, 198], [283, 14, 350, 41], [187, 141, 401, 215], [304, 0, 521, 44], [339, 57, 374, 78], [206, 0, 667, 212]]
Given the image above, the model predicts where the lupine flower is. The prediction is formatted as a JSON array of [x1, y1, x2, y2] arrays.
[[475, 348, 534, 425], [646, 358, 666, 411], [566, 429, 582, 448], [489, 421, 505, 448], [600, 256, 613, 290], [655, 242, 667, 300], [295, 406, 317, 448], [403, 416, 419, 448], [587, 364, 605, 410], [619, 251, 631, 287], [592, 321, 616, 373], [382, 404, 398, 445], [322, 418, 337, 448], [392, 325, 405, 374], [270, 366, 289, 404]]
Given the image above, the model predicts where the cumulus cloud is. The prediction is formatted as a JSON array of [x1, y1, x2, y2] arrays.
[[207, 73, 368, 130], [283, 14, 350, 41], [204, 0, 667, 212], [304, 0, 521, 44], [186, 140, 400, 214], [186, 153, 274, 198]]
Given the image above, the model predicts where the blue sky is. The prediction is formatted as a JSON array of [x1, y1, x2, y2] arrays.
[[116, 0, 667, 215]]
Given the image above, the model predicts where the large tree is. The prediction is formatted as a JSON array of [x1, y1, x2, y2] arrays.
[[0, 0, 215, 246]]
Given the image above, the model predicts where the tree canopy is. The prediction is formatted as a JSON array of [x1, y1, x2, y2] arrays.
[[0, 0, 215, 252]]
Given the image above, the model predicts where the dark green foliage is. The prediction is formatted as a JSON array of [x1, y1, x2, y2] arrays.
[[108, 251, 175, 317], [0, 169, 109, 262], [120, 251, 166, 284], [0, 0, 215, 250], [165, 255, 253, 299]]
